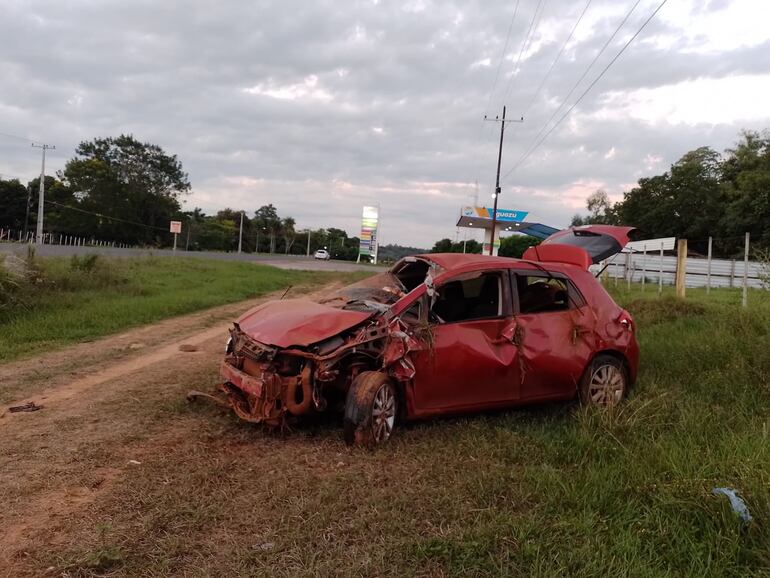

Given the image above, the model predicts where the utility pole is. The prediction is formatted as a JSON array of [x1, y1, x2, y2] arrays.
[[23, 183, 32, 241], [484, 106, 522, 255], [237, 211, 244, 253], [32, 143, 55, 245], [306, 229, 311, 257]]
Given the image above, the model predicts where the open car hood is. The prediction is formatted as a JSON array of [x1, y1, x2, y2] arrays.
[[235, 299, 373, 348], [539, 225, 637, 264]]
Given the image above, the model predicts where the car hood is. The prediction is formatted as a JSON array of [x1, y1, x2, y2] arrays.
[[540, 225, 636, 264], [235, 298, 373, 348]]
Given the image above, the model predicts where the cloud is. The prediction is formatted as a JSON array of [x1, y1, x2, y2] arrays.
[[0, 0, 769, 247]]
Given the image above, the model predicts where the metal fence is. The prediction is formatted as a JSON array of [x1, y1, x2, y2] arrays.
[[0, 228, 133, 249], [602, 252, 766, 290]]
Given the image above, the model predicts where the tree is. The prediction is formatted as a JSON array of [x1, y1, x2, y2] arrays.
[[721, 131, 770, 250], [62, 135, 190, 245], [253, 204, 281, 253], [0, 178, 29, 231], [498, 234, 541, 258], [431, 238, 453, 253], [281, 217, 296, 254], [570, 189, 618, 226]]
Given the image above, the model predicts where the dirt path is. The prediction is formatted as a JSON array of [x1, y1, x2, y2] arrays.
[[0, 281, 342, 409], [0, 282, 342, 575]]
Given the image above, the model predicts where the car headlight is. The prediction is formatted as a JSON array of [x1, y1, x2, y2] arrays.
[[225, 336, 234, 354]]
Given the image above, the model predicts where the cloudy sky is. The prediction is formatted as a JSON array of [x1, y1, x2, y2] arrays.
[[1, 0, 769, 247]]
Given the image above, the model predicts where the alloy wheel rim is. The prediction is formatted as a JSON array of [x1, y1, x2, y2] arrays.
[[588, 364, 625, 407], [372, 384, 396, 442]]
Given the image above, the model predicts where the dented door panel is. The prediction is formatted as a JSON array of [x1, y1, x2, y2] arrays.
[[409, 317, 521, 415], [515, 307, 595, 400]]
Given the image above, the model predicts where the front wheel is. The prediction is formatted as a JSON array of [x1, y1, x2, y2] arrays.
[[344, 372, 398, 448], [579, 354, 628, 408]]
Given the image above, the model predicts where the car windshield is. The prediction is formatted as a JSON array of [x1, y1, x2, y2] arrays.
[[318, 272, 404, 313]]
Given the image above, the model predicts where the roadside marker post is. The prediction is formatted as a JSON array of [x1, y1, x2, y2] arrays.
[[742, 232, 750, 308], [675, 239, 687, 299], [659, 246, 663, 295], [706, 236, 713, 294]]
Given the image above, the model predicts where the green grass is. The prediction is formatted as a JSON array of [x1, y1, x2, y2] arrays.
[[6, 276, 770, 576], [0, 254, 368, 362]]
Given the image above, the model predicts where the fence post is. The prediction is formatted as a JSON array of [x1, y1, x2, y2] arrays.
[[706, 236, 712, 294], [742, 232, 749, 308], [675, 239, 687, 298], [642, 245, 647, 291], [659, 246, 664, 295], [729, 259, 735, 288], [625, 252, 631, 290]]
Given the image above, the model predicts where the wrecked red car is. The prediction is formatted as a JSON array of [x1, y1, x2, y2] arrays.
[[214, 225, 639, 447]]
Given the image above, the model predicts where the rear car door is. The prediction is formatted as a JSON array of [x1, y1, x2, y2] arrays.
[[512, 270, 594, 401], [409, 269, 522, 414]]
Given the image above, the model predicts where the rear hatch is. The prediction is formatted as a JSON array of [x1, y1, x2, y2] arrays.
[[540, 225, 636, 264]]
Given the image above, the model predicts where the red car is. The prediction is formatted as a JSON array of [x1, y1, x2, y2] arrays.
[[214, 225, 639, 447]]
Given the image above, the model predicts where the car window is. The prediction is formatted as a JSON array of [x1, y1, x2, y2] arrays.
[[432, 272, 503, 323], [516, 275, 572, 314]]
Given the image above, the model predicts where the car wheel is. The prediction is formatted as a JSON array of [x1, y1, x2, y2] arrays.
[[579, 354, 628, 408], [344, 371, 398, 448]]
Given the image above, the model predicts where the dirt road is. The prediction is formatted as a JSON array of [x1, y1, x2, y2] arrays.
[[0, 283, 348, 577]]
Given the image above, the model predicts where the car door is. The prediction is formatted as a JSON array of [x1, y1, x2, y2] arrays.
[[408, 269, 522, 415], [512, 270, 594, 401]]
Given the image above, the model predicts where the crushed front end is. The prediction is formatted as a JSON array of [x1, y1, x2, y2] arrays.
[[219, 329, 315, 427]]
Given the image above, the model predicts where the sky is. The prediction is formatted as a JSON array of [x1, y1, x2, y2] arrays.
[[1, 0, 769, 248]]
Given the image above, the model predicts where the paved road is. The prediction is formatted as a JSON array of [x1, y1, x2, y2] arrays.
[[0, 242, 385, 272]]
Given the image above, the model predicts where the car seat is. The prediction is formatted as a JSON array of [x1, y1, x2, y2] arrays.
[[433, 281, 466, 322]]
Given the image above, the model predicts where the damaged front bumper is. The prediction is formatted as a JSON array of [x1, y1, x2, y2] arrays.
[[218, 354, 314, 427]]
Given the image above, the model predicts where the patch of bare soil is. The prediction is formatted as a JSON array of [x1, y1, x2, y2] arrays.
[[0, 282, 342, 577], [0, 282, 343, 410]]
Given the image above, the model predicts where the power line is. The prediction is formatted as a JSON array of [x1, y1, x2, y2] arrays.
[[472, 0, 522, 212], [521, 0, 593, 118], [483, 0, 521, 118], [44, 199, 169, 232], [0, 131, 35, 143], [509, 0, 643, 174], [504, 0, 669, 180], [499, 0, 547, 108]]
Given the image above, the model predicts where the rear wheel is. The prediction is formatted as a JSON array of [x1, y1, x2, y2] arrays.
[[579, 354, 628, 407], [344, 371, 398, 448]]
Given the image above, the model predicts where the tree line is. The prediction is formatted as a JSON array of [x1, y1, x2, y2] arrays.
[[429, 235, 541, 258], [0, 135, 364, 260], [571, 130, 770, 257]]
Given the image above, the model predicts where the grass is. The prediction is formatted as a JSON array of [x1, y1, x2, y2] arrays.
[[3, 277, 770, 576], [0, 253, 368, 362]]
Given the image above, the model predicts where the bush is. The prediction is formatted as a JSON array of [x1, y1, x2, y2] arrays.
[[70, 253, 100, 272]]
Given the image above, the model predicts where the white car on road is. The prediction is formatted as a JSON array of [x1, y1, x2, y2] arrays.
[[314, 249, 330, 260]]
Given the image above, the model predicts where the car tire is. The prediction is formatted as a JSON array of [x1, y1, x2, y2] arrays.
[[343, 371, 398, 448], [579, 354, 628, 408]]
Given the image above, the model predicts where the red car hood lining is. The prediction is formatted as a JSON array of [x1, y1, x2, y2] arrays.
[[236, 299, 373, 348]]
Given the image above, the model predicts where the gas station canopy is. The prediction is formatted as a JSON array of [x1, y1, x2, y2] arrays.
[[456, 206, 560, 255]]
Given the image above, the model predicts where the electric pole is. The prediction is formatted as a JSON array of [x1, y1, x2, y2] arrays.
[[23, 182, 32, 241], [484, 106, 522, 255], [237, 210, 244, 253], [32, 143, 55, 245]]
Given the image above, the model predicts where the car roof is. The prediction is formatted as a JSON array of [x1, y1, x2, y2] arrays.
[[413, 253, 520, 270], [415, 253, 532, 272]]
